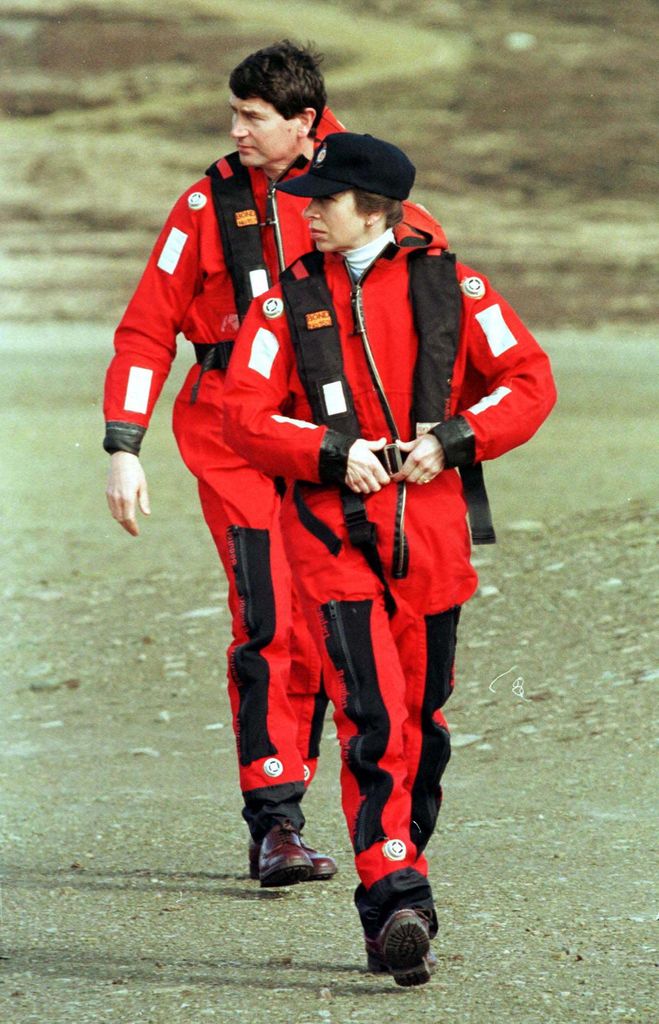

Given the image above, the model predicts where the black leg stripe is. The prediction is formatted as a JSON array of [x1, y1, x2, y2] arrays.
[[410, 607, 460, 853], [227, 526, 277, 766], [321, 599, 392, 853]]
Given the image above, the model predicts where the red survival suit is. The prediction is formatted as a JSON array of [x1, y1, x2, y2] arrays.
[[103, 109, 344, 841], [223, 220, 557, 930]]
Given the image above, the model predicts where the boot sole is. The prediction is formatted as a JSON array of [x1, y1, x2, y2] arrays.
[[383, 916, 431, 987], [307, 867, 337, 881], [259, 861, 313, 887], [251, 863, 337, 882], [366, 950, 437, 975]]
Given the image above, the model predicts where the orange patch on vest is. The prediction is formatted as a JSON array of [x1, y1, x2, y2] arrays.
[[235, 209, 258, 227], [305, 310, 332, 330]]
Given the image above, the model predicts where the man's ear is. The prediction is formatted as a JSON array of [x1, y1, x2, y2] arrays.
[[295, 107, 317, 137]]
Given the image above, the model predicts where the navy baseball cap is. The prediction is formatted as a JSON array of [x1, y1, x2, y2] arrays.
[[276, 132, 416, 201]]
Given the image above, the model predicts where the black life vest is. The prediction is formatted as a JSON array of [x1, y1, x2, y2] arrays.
[[205, 152, 271, 321], [279, 247, 495, 548]]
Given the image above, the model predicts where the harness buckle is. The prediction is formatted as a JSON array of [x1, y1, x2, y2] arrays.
[[380, 443, 404, 476]]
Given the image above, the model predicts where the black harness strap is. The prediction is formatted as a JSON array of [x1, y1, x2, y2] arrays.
[[292, 483, 343, 557], [190, 341, 235, 404], [206, 152, 271, 321], [340, 489, 397, 616], [459, 465, 496, 544]]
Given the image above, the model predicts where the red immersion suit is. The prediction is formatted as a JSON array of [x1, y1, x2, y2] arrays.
[[223, 219, 556, 927], [103, 110, 345, 839]]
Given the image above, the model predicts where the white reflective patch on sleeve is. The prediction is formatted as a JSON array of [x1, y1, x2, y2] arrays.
[[272, 414, 318, 430], [249, 269, 269, 298], [248, 327, 279, 379], [475, 303, 518, 357], [124, 366, 153, 414], [468, 385, 512, 416], [156, 227, 188, 275], [322, 380, 347, 416]]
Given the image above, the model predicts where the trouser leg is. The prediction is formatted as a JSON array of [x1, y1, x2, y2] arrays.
[[173, 377, 320, 841], [396, 605, 461, 855], [301, 587, 434, 933], [199, 478, 306, 841]]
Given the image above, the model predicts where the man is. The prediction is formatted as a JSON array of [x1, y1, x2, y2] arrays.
[[223, 132, 557, 984], [103, 41, 343, 886]]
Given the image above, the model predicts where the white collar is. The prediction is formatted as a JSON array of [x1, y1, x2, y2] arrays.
[[343, 228, 395, 281]]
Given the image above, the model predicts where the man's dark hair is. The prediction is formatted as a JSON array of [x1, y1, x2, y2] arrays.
[[230, 40, 327, 133], [353, 189, 404, 229]]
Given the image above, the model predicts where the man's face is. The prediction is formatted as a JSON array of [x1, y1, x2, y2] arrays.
[[229, 93, 311, 179], [303, 191, 373, 253]]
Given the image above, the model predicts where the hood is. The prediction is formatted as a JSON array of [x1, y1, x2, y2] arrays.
[[399, 200, 449, 251]]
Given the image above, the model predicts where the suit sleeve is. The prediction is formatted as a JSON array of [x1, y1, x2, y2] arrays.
[[223, 288, 337, 483], [102, 187, 206, 453], [433, 273, 557, 467]]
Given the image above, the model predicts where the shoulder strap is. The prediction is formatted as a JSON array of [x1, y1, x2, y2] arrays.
[[280, 252, 361, 438], [409, 249, 462, 427], [206, 152, 271, 321], [409, 249, 495, 545]]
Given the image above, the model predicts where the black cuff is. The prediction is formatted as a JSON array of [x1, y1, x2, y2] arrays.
[[318, 429, 357, 485], [431, 415, 475, 468], [103, 421, 147, 456]]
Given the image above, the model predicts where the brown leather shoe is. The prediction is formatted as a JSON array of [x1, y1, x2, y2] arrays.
[[364, 908, 431, 987], [249, 834, 337, 882], [255, 822, 313, 887]]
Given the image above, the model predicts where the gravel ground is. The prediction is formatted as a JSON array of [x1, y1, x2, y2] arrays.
[[2, 494, 656, 1023]]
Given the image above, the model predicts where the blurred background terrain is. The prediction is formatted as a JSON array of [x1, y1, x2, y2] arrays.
[[0, 0, 657, 327]]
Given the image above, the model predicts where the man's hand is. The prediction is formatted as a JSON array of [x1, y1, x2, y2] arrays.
[[392, 434, 445, 485], [345, 437, 392, 494], [106, 451, 151, 536]]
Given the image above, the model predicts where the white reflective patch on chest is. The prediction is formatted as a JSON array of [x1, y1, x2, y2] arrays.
[[468, 385, 512, 416], [124, 366, 153, 414], [248, 327, 279, 379], [322, 380, 347, 416], [249, 268, 269, 298], [157, 227, 188, 275], [272, 414, 318, 430], [475, 303, 518, 357]]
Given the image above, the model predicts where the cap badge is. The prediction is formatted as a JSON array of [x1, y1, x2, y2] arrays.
[[187, 191, 207, 210], [263, 297, 284, 319], [235, 209, 258, 227], [314, 143, 327, 166], [305, 310, 332, 330], [460, 276, 486, 299]]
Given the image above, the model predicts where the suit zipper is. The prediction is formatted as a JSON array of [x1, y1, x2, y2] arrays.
[[327, 600, 362, 715], [265, 154, 308, 275], [393, 482, 408, 578], [267, 180, 287, 274], [351, 279, 399, 439], [230, 526, 254, 636], [350, 268, 407, 578]]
